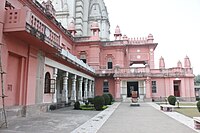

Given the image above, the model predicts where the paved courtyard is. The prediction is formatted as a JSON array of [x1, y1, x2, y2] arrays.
[[0, 106, 99, 133], [0, 102, 199, 133]]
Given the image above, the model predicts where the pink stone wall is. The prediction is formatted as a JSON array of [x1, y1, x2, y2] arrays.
[[151, 77, 195, 99], [3, 36, 28, 106], [95, 77, 115, 97]]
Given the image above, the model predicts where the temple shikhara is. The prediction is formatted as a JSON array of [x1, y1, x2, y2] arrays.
[[0, 0, 195, 116]]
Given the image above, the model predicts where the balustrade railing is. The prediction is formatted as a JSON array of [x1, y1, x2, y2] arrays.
[[4, 7, 61, 49]]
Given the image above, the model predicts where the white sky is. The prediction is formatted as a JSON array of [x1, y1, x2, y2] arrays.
[[104, 0, 200, 75]]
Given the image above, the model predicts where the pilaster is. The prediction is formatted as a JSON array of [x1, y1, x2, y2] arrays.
[[145, 77, 152, 99]]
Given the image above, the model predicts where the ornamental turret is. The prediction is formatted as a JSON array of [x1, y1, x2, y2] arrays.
[[42, 0, 56, 18], [147, 34, 154, 43], [177, 60, 182, 68], [114, 25, 122, 40], [90, 21, 100, 40], [159, 56, 165, 69], [184, 56, 191, 68], [68, 21, 76, 36]]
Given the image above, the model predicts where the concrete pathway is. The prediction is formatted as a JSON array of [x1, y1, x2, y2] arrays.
[[71, 102, 120, 133], [97, 102, 197, 133], [149, 102, 199, 132]]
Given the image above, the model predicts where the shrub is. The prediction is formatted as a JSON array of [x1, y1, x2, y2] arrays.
[[107, 93, 114, 103], [167, 95, 176, 105], [196, 97, 200, 101], [49, 104, 56, 111], [88, 98, 94, 104], [102, 94, 111, 105], [197, 101, 200, 112], [94, 96, 105, 111], [74, 101, 80, 110]]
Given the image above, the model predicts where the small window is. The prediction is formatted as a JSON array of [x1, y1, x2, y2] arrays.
[[107, 58, 113, 69], [103, 80, 109, 93], [44, 72, 51, 93], [80, 53, 87, 63], [152, 81, 157, 93]]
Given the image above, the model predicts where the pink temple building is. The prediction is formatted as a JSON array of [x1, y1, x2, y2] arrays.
[[0, 0, 195, 116]]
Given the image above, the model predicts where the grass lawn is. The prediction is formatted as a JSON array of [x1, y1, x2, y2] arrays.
[[157, 102, 199, 118], [175, 107, 200, 118], [80, 104, 108, 111], [177, 102, 197, 106]]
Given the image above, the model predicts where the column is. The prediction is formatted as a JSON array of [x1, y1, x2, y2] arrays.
[[84, 79, 88, 99], [143, 80, 146, 96], [62, 72, 68, 103], [78, 77, 83, 100], [91, 81, 95, 97], [53, 68, 58, 103], [71, 75, 77, 101], [88, 80, 92, 98]]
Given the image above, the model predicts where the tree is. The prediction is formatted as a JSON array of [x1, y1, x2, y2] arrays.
[[195, 75, 200, 85]]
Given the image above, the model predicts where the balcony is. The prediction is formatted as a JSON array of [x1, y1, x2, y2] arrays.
[[96, 67, 194, 78], [3, 7, 61, 51], [61, 49, 95, 73], [114, 67, 148, 78]]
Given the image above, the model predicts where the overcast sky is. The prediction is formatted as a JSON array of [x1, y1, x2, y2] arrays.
[[104, 0, 200, 75]]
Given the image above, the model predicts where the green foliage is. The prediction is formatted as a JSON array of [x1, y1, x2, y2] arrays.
[[88, 98, 94, 104], [195, 75, 200, 85], [74, 101, 80, 110], [167, 95, 176, 105], [94, 96, 105, 111], [196, 97, 200, 101], [197, 101, 200, 112], [102, 94, 111, 105], [107, 93, 114, 103], [49, 104, 56, 110], [80, 105, 94, 110]]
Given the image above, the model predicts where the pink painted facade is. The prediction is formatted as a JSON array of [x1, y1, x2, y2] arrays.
[[0, 0, 195, 116]]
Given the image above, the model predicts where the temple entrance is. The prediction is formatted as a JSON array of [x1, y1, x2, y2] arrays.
[[127, 82, 139, 97], [174, 80, 181, 97]]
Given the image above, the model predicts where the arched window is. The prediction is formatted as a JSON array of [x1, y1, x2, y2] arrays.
[[44, 72, 51, 93], [107, 58, 113, 69]]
